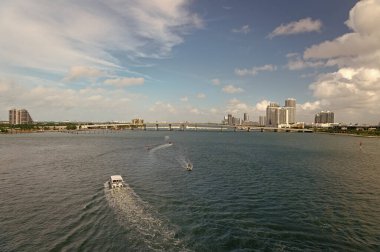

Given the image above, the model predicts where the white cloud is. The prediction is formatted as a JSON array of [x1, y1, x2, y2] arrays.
[[222, 85, 244, 94], [226, 98, 254, 115], [298, 101, 322, 111], [269, 18, 322, 38], [180, 96, 189, 102], [232, 25, 251, 34], [301, 0, 380, 123], [286, 58, 324, 70], [255, 100, 271, 111], [64, 66, 105, 82], [235, 64, 276, 76], [188, 107, 202, 115], [210, 108, 219, 114], [0, 79, 143, 120], [104, 77, 144, 88], [211, 78, 221, 86], [0, 0, 203, 74], [149, 101, 177, 114], [197, 93, 206, 99]]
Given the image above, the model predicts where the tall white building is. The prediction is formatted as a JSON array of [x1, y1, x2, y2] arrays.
[[266, 103, 280, 127], [9, 109, 33, 124], [285, 98, 296, 124], [266, 98, 297, 127]]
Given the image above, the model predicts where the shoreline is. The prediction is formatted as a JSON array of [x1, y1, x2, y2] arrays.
[[315, 131, 380, 138]]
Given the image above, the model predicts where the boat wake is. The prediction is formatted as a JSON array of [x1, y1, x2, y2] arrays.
[[176, 152, 193, 171], [104, 182, 184, 251], [148, 143, 173, 153]]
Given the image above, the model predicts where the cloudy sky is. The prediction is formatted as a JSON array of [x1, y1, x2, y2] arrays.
[[1, 0, 379, 124]]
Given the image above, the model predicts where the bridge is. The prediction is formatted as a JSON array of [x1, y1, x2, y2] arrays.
[[78, 122, 313, 133]]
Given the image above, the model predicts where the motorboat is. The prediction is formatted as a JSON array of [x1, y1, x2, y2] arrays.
[[186, 162, 193, 171], [109, 175, 125, 189]]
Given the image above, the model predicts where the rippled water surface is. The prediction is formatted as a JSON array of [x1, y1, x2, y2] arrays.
[[1, 131, 380, 251]]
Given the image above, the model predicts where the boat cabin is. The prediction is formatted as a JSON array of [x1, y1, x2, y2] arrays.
[[109, 175, 125, 189]]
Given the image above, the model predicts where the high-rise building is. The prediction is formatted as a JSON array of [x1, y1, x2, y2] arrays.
[[279, 107, 289, 125], [227, 114, 233, 125], [315, 111, 334, 124], [259, 116, 266, 126], [285, 98, 296, 124], [266, 103, 280, 127], [9, 109, 33, 124], [243, 113, 249, 122]]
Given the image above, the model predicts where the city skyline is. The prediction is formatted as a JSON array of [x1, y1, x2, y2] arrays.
[[1, 0, 380, 124]]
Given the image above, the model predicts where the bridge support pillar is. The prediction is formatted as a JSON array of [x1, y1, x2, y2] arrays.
[[156, 124, 159, 131], [169, 124, 172, 131]]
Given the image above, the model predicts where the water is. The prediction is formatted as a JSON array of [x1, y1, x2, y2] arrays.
[[1, 131, 380, 251]]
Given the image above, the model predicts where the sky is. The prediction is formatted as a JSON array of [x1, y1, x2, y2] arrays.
[[1, 0, 380, 124]]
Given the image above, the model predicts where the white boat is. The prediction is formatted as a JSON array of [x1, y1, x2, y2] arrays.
[[109, 175, 125, 189], [186, 162, 193, 171]]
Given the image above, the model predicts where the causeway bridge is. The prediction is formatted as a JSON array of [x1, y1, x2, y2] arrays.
[[78, 122, 313, 133]]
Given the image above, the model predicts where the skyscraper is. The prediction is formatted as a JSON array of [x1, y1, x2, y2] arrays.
[[285, 98, 296, 124], [243, 113, 249, 122], [266, 103, 280, 127], [227, 114, 233, 125], [9, 109, 33, 124], [259, 116, 266, 126], [315, 111, 334, 123]]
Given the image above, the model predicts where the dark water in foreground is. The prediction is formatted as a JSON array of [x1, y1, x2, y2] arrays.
[[1, 131, 380, 251]]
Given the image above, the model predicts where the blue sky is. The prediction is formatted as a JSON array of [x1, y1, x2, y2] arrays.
[[1, 0, 380, 124]]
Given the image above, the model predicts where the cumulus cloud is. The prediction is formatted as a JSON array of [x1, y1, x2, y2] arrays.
[[63, 66, 105, 82], [255, 100, 271, 111], [0, 79, 143, 120], [104, 77, 144, 88], [210, 108, 219, 114], [269, 18, 322, 38], [222, 85, 244, 94], [302, 0, 380, 123], [188, 107, 203, 115], [232, 25, 251, 34], [287, 59, 324, 70], [149, 101, 177, 114], [226, 98, 254, 115], [180, 96, 189, 102], [235, 64, 276, 76], [298, 101, 322, 111], [211, 78, 221, 86], [197, 93, 206, 99]]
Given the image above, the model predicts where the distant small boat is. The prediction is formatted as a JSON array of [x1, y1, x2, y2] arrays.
[[186, 162, 193, 171], [109, 175, 125, 189]]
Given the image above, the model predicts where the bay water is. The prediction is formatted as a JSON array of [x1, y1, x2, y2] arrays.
[[1, 131, 379, 251]]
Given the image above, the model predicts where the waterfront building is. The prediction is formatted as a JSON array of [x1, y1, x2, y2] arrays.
[[259, 116, 266, 126], [285, 98, 296, 124], [266, 98, 297, 127], [232, 117, 241, 125], [222, 114, 241, 125], [9, 108, 33, 125], [227, 114, 233, 125], [315, 111, 334, 123], [243, 113, 249, 122], [279, 107, 289, 125], [266, 103, 280, 127]]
